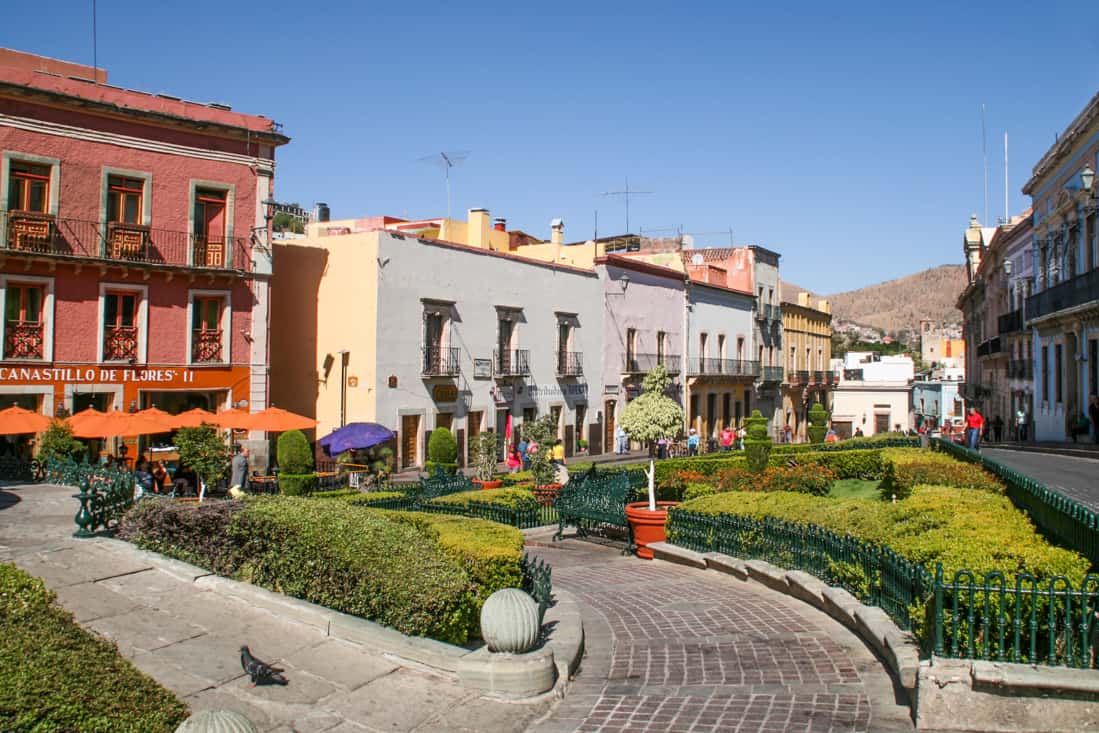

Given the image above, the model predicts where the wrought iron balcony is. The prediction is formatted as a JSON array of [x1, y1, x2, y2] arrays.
[[422, 345, 460, 376], [977, 337, 1002, 357], [812, 370, 825, 383], [556, 351, 583, 377], [103, 325, 138, 361], [4, 321, 43, 359], [1026, 268, 1099, 321], [755, 303, 782, 322], [688, 358, 760, 377], [759, 366, 784, 382], [623, 353, 681, 374], [998, 309, 1023, 335], [1, 211, 251, 272], [494, 348, 530, 377], [192, 330, 223, 363]]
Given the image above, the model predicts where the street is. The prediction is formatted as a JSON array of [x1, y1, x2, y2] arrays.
[[983, 448, 1099, 512]]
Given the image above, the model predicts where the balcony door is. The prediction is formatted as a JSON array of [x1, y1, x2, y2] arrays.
[[4, 283, 44, 359], [103, 291, 138, 362], [194, 189, 227, 267]]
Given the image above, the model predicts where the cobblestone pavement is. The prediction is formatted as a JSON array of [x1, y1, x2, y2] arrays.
[[983, 448, 1099, 511], [525, 531, 914, 733]]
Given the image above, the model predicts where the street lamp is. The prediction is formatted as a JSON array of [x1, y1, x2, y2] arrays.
[[1081, 166, 1095, 192]]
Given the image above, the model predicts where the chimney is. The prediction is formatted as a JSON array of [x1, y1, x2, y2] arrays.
[[493, 217, 507, 232], [469, 208, 490, 249], [550, 218, 564, 245]]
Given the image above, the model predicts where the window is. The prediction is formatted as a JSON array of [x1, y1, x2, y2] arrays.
[[193, 188, 227, 267], [717, 334, 726, 360], [1041, 345, 1049, 402], [737, 336, 745, 360], [7, 162, 49, 213], [103, 291, 139, 361], [656, 330, 666, 362], [4, 283, 44, 359], [191, 295, 225, 363], [107, 176, 143, 224], [699, 332, 708, 371], [1054, 343, 1063, 404]]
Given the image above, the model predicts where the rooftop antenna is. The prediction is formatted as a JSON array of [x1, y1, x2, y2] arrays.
[[981, 104, 989, 226], [418, 151, 469, 220], [91, 0, 98, 83], [1004, 131, 1009, 224], [600, 177, 652, 233]]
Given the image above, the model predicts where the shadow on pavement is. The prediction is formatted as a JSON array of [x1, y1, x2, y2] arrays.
[[0, 490, 21, 510]]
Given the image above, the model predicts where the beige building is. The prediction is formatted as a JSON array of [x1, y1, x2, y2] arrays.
[[780, 293, 833, 441]]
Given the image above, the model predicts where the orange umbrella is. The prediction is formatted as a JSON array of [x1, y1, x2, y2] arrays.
[[71, 410, 174, 438], [0, 405, 51, 435], [170, 407, 218, 429], [67, 407, 107, 434], [243, 406, 317, 432], [137, 407, 174, 428], [212, 408, 254, 430]]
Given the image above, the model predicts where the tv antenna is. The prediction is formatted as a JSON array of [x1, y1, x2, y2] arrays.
[[418, 151, 469, 220], [600, 177, 652, 234]]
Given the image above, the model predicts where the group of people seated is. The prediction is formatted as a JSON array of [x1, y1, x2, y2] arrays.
[[132, 459, 199, 497]]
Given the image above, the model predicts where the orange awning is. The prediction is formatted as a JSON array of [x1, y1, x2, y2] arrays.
[[212, 408, 254, 430], [71, 410, 174, 438], [0, 405, 51, 436]]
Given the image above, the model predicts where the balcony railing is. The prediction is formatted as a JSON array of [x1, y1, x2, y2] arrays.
[[4, 321, 43, 359], [759, 366, 784, 382], [556, 351, 583, 377], [755, 303, 783, 322], [1026, 268, 1099, 321], [103, 325, 138, 361], [976, 337, 1002, 357], [812, 370, 825, 383], [192, 330, 223, 363], [422, 345, 460, 376], [1, 211, 251, 272], [997, 309, 1023, 335], [623, 353, 682, 374], [688, 358, 760, 377], [495, 349, 530, 377]]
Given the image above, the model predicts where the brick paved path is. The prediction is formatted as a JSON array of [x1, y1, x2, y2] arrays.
[[525, 532, 914, 733]]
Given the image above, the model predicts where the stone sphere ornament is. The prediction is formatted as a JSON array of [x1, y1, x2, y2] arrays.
[[480, 587, 541, 653], [175, 709, 259, 733]]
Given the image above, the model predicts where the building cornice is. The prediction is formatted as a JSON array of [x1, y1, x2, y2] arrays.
[[1024, 91, 1099, 194], [594, 254, 686, 282]]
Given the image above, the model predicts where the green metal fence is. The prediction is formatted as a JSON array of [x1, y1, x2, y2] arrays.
[[668, 508, 931, 629], [353, 493, 559, 530], [521, 553, 553, 623], [51, 459, 136, 538], [932, 438, 1099, 566]]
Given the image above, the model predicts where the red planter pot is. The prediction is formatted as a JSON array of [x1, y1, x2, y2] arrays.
[[472, 479, 504, 490], [625, 501, 680, 560], [533, 483, 562, 506]]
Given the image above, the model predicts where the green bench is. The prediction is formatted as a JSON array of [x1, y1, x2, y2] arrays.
[[552, 469, 635, 554], [416, 468, 474, 503]]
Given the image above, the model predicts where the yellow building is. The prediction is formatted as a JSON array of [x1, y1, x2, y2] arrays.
[[780, 293, 833, 442]]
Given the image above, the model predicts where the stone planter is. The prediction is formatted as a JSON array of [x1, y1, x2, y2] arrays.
[[532, 483, 562, 506], [473, 479, 504, 490], [625, 501, 679, 559]]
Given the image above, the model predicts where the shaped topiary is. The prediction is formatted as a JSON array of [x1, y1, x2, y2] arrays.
[[277, 429, 314, 475], [425, 426, 459, 474], [807, 402, 829, 444], [743, 410, 772, 474]]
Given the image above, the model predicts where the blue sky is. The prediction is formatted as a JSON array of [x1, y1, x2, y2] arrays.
[[4, 1, 1098, 292]]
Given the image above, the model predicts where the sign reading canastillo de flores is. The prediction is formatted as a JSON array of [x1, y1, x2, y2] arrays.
[[0, 366, 204, 384]]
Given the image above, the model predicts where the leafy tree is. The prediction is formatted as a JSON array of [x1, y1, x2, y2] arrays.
[[426, 426, 458, 474], [743, 410, 772, 473], [176, 426, 231, 494], [470, 432, 499, 481], [277, 429, 314, 474], [618, 365, 685, 447], [37, 419, 86, 463], [521, 414, 560, 487]]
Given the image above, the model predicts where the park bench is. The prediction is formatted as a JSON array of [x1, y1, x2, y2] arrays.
[[552, 469, 635, 554], [417, 467, 474, 502]]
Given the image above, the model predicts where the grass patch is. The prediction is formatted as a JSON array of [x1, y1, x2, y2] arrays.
[[0, 562, 188, 733], [829, 479, 881, 500]]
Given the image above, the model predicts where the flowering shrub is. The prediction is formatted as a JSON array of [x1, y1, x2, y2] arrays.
[[715, 464, 836, 496]]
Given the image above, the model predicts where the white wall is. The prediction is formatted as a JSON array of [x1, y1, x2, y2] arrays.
[[688, 284, 755, 365], [831, 386, 912, 436]]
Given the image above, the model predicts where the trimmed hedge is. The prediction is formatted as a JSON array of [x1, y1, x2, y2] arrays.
[[0, 562, 188, 732], [277, 430, 314, 474], [682, 464, 836, 501], [676, 486, 1088, 580], [432, 487, 541, 511], [119, 497, 487, 644], [278, 472, 318, 496], [879, 449, 1003, 501]]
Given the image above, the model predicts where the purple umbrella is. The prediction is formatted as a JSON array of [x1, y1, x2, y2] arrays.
[[319, 422, 396, 456]]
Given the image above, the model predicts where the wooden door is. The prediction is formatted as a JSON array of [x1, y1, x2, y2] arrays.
[[604, 399, 616, 453], [401, 414, 419, 468], [874, 413, 890, 435]]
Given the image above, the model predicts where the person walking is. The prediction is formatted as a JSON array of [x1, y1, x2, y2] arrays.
[[551, 440, 566, 466], [1089, 395, 1099, 444], [687, 428, 700, 456], [506, 445, 522, 473], [1015, 407, 1027, 442], [614, 423, 628, 455], [965, 407, 984, 451], [518, 436, 530, 470], [720, 425, 735, 452], [230, 445, 250, 494]]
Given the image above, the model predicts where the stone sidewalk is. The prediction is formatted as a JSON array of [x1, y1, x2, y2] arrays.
[[0, 483, 554, 733], [523, 529, 915, 733]]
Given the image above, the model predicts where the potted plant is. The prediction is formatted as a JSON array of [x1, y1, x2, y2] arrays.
[[619, 365, 685, 558], [470, 432, 503, 489], [523, 414, 562, 505], [576, 438, 588, 454]]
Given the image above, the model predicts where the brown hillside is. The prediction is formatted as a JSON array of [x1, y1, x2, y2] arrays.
[[782, 264, 966, 335]]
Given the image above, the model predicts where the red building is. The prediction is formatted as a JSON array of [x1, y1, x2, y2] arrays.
[[0, 49, 289, 457]]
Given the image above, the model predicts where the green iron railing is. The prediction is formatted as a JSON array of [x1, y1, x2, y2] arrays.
[[932, 438, 1099, 566], [521, 553, 553, 623], [668, 509, 931, 629], [353, 492, 559, 530], [51, 459, 136, 538]]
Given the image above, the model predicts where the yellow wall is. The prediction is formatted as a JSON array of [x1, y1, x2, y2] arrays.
[[782, 302, 833, 372]]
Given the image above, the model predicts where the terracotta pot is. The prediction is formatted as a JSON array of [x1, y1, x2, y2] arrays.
[[625, 501, 680, 559], [473, 479, 504, 490], [532, 483, 562, 506]]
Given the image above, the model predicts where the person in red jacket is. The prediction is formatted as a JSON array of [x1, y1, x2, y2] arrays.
[[965, 407, 984, 451]]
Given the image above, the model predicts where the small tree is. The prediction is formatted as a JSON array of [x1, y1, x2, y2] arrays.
[[618, 365, 685, 448], [807, 402, 829, 444], [38, 419, 86, 463], [743, 410, 772, 474], [277, 429, 314, 474], [522, 414, 560, 487], [176, 426, 232, 496], [471, 431, 499, 481], [426, 426, 458, 474]]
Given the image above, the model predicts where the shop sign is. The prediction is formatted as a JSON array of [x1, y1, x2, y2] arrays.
[[432, 384, 459, 403], [527, 384, 589, 399], [0, 366, 201, 384], [473, 359, 493, 379], [604, 384, 620, 395]]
